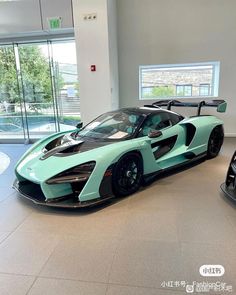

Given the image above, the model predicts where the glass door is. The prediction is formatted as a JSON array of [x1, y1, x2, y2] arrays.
[[17, 42, 57, 139], [51, 40, 80, 130], [0, 39, 80, 143], [0, 45, 26, 140]]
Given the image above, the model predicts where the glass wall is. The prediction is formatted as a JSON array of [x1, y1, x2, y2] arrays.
[[0, 39, 80, 142], [0, 45, 25, 139], [51, 40, 80, 131]]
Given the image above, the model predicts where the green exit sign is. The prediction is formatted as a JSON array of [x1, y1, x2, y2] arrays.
[[48, 17, 62, 30]]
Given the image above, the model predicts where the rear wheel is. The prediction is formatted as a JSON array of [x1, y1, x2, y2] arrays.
[[207, 125, 224, 159], [112, 152, 143, 197]]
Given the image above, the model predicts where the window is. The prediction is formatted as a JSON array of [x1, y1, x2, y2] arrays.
[[78, 110, 145, 140], [199, 84, 210, 96], [139, 62, 220, 100], [142, 87, 154, 97], [176, 85, 192, 96], [168, 112, 184, 125], [138, 111, 182, 137]]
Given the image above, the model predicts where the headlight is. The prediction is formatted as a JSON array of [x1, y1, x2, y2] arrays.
[[46, 161, 96, 184]]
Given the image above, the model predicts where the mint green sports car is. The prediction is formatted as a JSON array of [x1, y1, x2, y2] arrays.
[[14, 100, 227, 208]]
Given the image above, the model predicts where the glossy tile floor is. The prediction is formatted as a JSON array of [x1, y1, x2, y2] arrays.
[[0, 139, 235, 295]]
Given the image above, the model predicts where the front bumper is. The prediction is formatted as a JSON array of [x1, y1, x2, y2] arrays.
[[220, 151, 236, 202], [220, 182, 236, 202], [13, 179, 114, 208]]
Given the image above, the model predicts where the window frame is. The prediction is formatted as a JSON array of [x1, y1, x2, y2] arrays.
[[139, 62, 220, 100]]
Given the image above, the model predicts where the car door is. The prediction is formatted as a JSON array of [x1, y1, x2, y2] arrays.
[[139, 112, 185, 169]]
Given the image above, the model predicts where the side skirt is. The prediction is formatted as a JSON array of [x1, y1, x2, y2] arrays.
[[143, 152, 207, 183]]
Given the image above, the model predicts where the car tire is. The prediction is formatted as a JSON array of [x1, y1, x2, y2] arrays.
[[207, 125, 224, 159], [112, 152, 143, 197]]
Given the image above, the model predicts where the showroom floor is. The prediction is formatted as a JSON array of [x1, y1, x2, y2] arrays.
[[0, 139, 235, 295]]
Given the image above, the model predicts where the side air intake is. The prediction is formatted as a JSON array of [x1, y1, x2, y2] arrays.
[[184, 123, 196, 146]]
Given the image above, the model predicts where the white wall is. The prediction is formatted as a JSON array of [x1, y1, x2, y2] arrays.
[[117, 0, 236, 136], [72, 0, 119, 124], [0, 0, 42, 35], [0, 0, 73, 38], [107, 0, 119, 111]]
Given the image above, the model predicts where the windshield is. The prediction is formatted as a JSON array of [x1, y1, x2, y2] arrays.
[[75, 110, 145, 140]]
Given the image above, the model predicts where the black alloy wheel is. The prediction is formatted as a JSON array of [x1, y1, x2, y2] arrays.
[[207, 126, 224, 159], [112, 152, 143, 197]]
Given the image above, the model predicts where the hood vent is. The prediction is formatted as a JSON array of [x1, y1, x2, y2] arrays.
[[41, 135, 84, 160], [41, 134, 114, 160]]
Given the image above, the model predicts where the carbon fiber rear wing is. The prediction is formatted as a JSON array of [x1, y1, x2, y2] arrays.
[[144, 99, 227, 116]]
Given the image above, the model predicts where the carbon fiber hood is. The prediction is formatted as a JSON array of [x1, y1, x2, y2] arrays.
[[41, 133, 114, 160]]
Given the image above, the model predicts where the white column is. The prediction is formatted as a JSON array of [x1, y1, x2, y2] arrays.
[[72, 0, 119, 124]]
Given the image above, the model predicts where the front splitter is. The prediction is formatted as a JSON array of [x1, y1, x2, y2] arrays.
[[220, 182, 236, 203], [13, 180, 114, 208]]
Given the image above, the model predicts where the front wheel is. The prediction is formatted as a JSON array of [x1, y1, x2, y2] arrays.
[[207, 125, 224, 159], [112, 152, 143, 197]]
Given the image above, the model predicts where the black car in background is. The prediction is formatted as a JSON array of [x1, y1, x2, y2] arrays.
[[221, 151, 236, 202]]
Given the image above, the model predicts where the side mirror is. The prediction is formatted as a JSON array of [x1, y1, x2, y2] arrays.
[[217, 102, 227, 113], [148, 130, 162, 138], [76, 122, 83, 129]]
